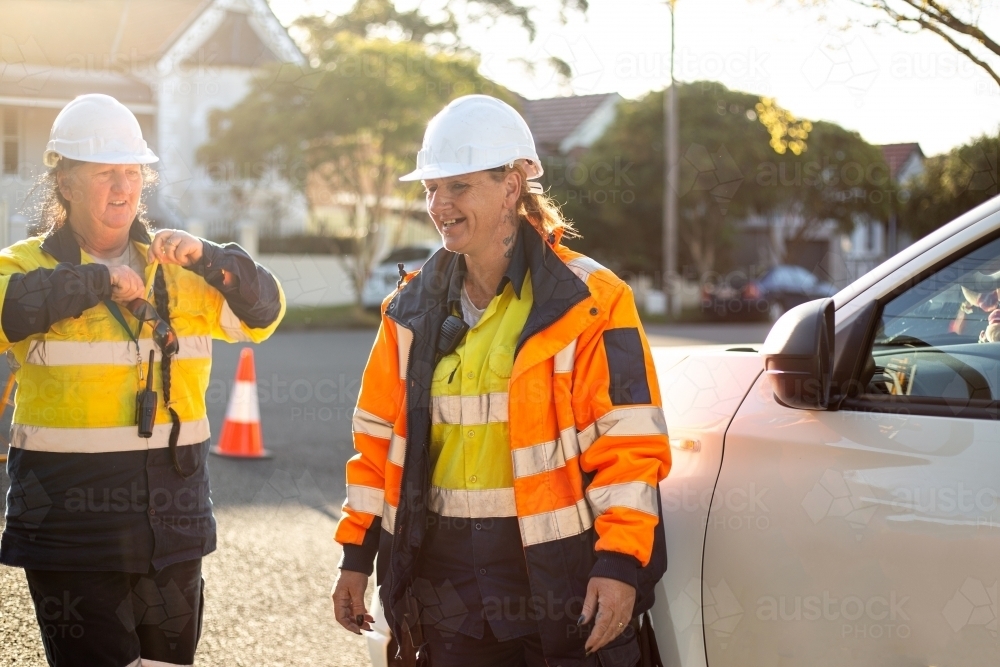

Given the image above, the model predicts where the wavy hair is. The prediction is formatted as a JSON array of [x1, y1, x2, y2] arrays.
[[489, 162, 578, 240]]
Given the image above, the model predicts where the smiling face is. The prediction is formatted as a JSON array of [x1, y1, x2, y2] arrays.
[[423, 169, 521, 258], [59, 161, 143, 240]]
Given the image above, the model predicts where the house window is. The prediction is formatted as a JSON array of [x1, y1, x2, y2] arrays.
[[2, 108, 19, 176]]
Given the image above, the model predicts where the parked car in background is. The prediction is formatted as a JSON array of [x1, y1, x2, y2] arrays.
[[703, 264, 837, 322], [361, 242, 441, 310]]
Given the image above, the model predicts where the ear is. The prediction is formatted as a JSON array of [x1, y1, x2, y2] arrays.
[[501, 170, 521, 210], [56, 168, 75, 202]]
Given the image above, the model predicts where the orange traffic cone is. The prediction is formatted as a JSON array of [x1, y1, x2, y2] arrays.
[[212, 348, 270, 458]]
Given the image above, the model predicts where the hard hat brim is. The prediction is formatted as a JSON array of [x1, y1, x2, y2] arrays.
[[43, 149, 159, 169], [399, 158, 543, 182]]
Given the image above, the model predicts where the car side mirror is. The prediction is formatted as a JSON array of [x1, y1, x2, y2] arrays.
[[760, 298, 834, 410]]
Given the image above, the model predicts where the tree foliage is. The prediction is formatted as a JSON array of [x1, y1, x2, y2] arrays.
[[552, 82, 888, 277], [293, 0, 588, 51], [294, 0, 461, 51], [198, 31, 515, 302], [899, 131, 1000, 238]]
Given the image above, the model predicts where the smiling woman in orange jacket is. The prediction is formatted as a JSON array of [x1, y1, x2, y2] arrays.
[[332, 95, 671, 667]]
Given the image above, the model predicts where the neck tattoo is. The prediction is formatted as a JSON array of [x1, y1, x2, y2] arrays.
[[502, 211, 517, 259]]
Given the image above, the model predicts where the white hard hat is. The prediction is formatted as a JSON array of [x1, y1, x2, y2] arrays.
[[43, 94, 158, 168], [400, 95, 543, 186]]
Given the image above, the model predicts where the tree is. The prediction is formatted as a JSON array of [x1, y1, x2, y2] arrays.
[[899, 131, 999, 238], [198, 32, 515, 304], [293, 0, 461, 52], [552, 83, 772, 277], [791, 0, 1000, 87], [753, 117, 890, 263], [550, 82, 888, 278], [294, 0, 588, 77]]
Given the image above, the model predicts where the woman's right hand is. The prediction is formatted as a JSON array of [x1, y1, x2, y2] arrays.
[[108, 265, 145, 305], [332, 569, 373, 635]]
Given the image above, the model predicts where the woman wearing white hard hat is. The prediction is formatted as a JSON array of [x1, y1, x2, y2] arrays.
[[332, 95, 670, 666], [0, 94, 285, 666]]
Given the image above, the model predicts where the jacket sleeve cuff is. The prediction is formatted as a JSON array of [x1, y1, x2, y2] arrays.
[[590, 551, 640, 590], [187, 238, 282, 329], [187, 239, 227, 282], [338, 519, 381, 575]]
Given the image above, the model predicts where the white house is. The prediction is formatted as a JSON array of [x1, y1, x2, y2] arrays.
[[0, 0, 307, 249]]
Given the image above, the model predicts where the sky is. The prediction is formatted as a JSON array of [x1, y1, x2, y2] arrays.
[[268, 0, 1000, 156]]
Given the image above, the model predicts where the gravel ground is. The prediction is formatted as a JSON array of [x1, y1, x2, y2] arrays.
[[0, 502, 372, 667]]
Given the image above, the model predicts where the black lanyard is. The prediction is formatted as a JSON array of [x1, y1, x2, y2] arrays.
[[105, 300, 145, 379]]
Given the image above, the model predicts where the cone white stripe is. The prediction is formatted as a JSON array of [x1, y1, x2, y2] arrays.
[[226, 380, 260, 423]]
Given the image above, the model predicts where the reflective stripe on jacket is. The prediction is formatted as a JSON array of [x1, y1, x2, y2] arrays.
[[0, 224, 284, 451], [336, 222, 671, 665], [0, 219, 284, 571]]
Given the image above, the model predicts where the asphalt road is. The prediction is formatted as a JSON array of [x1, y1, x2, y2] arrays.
[[0, 322, 769, 666]]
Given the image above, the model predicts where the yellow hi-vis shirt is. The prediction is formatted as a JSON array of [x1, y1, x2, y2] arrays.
[[428, 272, 533, 519]]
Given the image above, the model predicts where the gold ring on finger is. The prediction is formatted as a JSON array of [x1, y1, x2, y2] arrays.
[[617, 621, 624, 629]]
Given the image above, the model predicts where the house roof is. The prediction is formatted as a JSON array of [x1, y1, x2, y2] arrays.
[[521, 93, 619, 152], [0, 63, 154, 110], [0, 0, 209, 69], [879, 143, 924, 181]]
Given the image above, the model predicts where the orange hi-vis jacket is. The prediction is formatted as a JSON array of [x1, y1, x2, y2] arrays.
[[336, 223, 671, 664]]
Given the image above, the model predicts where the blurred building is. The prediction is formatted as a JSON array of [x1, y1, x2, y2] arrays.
[[732, 142, 925, 287], [521, 93, 621, 159], [0, 0, 306, 249]]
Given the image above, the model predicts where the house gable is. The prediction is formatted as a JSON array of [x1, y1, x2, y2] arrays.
[[158, 0, 305, 76], [879, 142, 925, 183], [182, 11, 281, 68]]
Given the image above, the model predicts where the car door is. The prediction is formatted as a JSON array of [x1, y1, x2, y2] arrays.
[[700, 229, 1000, 665]]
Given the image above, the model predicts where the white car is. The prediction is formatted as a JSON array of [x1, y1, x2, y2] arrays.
[[367, 196, 1000, 665], [361, 242, 442, 310]]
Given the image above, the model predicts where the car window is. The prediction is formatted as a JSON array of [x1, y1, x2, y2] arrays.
[[789, 266, 818, 288], [762, 266, 815, 291], [760, 267, 789, 289], [857, 235, 1000, 408]]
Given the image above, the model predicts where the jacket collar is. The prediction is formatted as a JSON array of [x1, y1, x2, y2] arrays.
[[444, 222, 531, 314], [388, 221, 590, 340], [40, 217, 151, 265]]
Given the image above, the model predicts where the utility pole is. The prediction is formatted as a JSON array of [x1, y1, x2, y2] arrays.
[[662, 0, 680, 318]]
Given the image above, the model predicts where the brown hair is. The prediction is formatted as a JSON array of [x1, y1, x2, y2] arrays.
[[489, 162, 578, 240], [34, 157, 159, 235]]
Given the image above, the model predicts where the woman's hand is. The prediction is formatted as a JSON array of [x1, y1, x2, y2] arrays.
[[108, 265, 145, 305], [579, 576, 636, 654], [332, 569, 373, 635], [148, 229, 204, 267]]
